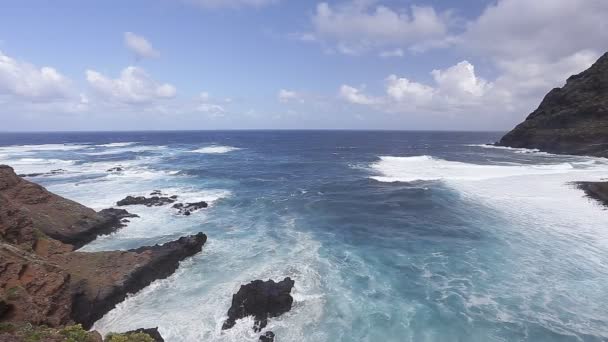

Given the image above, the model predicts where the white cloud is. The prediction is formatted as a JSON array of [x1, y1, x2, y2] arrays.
[[342, 60, 493, 112], [124, 32, 159, 59], [462, 0, 608, 63], [278, 89, 302, 103], [308, 1, 451, 55], [0, 50, 72, 101], [339, 84, 378, 105], [86, 66, 176, 104], [185, 0, 278, 9]]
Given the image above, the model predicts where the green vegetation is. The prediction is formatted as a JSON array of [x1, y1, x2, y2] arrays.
[[105, 331, 155, 342], [59, 324, 91, 342]]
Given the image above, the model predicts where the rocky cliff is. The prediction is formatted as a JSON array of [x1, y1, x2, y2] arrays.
[[497, 52, 608, 157], [0, 164, 207, 339]]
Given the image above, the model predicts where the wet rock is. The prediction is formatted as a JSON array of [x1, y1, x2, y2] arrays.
[[497, 51, 608, 157], [17, 169, 67, 178], [120, 327, 165, 342], [67, 232, 207, 329], [259, 331, 275, 342], [172, 201, 208, 215], [150, 190, 162, 196], [222, 277, 295, 332], [116, 195, 177, 207], [106, 167, 123, 172], [577, 181, 608, 207]]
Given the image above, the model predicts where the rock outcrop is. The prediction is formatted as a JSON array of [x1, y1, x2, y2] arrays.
[[0, 165, 137, 249], [116, 195, 176, 207], [222, 277, 295, 332], [0, 164, 208, 335], [497, 52, 608, 157], [119, 328, 165, 342], [577, 181, 608, 207]]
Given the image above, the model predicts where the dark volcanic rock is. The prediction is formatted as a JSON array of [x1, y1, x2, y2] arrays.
[[117, 195, 176, 207], [18, 169, 67, 178], [172, 201, 208, 215], [106, 167, 124, 172], [0, 165, 137, 249], [577, 181, 608, 207], [122, 327, 165, 342], [222, 277, 295, 332], [497, 52, 608, 157], [259, 331, 275, 342], [67, 232, 207, 329]]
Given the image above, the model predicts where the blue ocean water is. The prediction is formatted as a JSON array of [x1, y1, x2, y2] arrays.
[[1, 130, 608, 342]]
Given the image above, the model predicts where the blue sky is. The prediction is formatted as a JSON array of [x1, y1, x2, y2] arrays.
[[0, 0, 606, 131]]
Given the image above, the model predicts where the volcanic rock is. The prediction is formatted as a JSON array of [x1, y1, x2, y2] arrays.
[[222, 277, 295, 332], [577, 181, 608, 207], [0, 165, 138, 249], [116, 195, 176, 207], [172, 201, 208, 215], [497, 52, 608, 157]]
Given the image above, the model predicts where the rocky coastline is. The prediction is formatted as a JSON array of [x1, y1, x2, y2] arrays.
[[1, 164, 296, 341], [496, 51, 608, 206], [0, 164, 206, 341]]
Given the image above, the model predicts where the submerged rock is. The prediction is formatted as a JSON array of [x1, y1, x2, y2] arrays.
[[18, 169, 67, 178], [172, 201, 208, 215], [497, 51, 608, 157], [222, 277, 295, 332], [116, 195, 177, 207], [259, 331, 275, 342], [106, 167, 124, 172]]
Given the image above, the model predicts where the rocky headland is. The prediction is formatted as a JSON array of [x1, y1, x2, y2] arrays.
[[496, 52, 608, 207], [0, 164, 206, 341]]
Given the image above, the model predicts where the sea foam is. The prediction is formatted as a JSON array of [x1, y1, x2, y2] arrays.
[[190, 146, 242, 154]]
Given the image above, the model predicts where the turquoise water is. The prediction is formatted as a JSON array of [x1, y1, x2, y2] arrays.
[[1, 131, 608, 341]]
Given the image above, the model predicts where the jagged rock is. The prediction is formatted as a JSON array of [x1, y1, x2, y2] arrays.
[[116, 195, 176, 207], [172, 201, 208, 215], [222, 277, 295, 332], [497, 51, 608, 157], [119, 327, 165, 342], [259, 331, 275, 342], [66, 232, 207, 329], [106, 167, 123, 172], [150, 190, 162, 196], [0, 165, 138, 249], [0, 243, 74, 326], [577, 181, 608, 207]]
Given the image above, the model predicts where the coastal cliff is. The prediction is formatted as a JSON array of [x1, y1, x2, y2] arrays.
[[0, 165, 206, 340], [497, 52, 608, 157]]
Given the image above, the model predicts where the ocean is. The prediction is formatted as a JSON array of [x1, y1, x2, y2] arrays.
[[1, 130, 607, 342]]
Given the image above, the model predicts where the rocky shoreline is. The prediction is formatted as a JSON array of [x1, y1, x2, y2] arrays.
[[1, 164, 295, 341], [0, 165, 206, 341]]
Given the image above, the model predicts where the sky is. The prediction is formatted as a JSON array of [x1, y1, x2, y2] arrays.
[[0, 0, 606, 131]]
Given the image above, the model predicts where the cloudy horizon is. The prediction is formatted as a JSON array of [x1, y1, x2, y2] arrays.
[[1, 0, 606, 131]]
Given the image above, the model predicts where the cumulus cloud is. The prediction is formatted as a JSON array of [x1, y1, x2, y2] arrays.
[[307, 1, 451, 55], [185, 0, 278, 9], [86, 66, 176, 104], [124, 32, 159, 59], [341, 60, 494, 112], [339, 85, 378, 105], [0, 50, 73, 101]]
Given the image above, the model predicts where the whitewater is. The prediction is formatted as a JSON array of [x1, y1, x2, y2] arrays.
[[0, 130, 607, 342]]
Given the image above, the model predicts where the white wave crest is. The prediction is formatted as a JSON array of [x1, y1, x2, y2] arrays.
[[84, 145, 167, 156], [370, 155, 606, 183], [190, 146, 241, 154], [97, 142, 138, 147], [0, 143, 90, 153]]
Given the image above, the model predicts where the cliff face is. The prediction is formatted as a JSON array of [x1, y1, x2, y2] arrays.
[[497, 52, 608, 157], [0, 165, 207, 333]]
